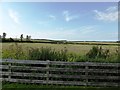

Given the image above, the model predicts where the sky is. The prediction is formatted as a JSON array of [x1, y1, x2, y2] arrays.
[[0, 2, 118, 41]]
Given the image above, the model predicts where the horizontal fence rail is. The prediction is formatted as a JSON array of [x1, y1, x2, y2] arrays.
[[0, 59, 120, 87]]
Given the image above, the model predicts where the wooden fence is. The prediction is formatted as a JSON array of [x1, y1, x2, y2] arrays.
[[0, 59, 120, 87]]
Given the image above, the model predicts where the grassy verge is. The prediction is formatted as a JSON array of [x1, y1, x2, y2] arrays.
[[2, 83, 120, 90]]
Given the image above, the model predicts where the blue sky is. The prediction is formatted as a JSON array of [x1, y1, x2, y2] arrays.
[[0, 2, 118, 41]]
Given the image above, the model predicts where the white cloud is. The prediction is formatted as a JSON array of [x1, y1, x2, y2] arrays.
[[8, 9, 20, 24], [93, 6, 118, 22], [34, 28, 75, 40], [77, 26, 96, 34], [63, 10, 79, 22], [106, 6, 117, 12], [32, 25, 97, 40], [49, 15, 56, 20]]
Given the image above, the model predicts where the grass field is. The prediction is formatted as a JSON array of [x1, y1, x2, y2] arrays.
[[1, 42, 119, 62], [1, 42, 118, 55]]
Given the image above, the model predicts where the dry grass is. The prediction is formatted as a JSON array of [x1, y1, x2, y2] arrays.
[[75, 41, 118, 45], [2, 43, 118, 56]]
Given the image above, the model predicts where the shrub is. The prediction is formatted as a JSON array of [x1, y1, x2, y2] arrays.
[[28, 47, 68, 61], [86, 46, 110, 59]]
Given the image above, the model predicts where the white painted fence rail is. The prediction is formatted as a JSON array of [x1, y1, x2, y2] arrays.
[[0, 59, 120, 87]]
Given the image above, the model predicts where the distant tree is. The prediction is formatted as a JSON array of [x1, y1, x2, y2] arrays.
[[28, 36, 31, 41], [26, 35, 31, 41], [26, 35, 29, 41], [3, 32, 6, 40], [20, 34, 23, 41]]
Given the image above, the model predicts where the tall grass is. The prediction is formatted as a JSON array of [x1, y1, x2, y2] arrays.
[[2, 43, 28, 59], [28, 47, 68, 61], [85, 46, 119, 62], [2, 43, 119, 63]]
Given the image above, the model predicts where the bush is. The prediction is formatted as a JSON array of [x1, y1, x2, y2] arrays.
[[86, 46, 110, 59], [28, 47, 68, 61]]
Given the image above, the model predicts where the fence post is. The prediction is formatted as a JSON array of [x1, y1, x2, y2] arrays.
[[85, 62, 88, 86], [46, 60, 49, 85], [8, 62, 11, 81]]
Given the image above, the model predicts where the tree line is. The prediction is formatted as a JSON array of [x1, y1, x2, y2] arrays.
[[0, 32, 31, 42], [0, 32, 68, 44]]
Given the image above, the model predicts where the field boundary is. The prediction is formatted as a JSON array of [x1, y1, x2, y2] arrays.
[[1, 59, 120, 87]]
